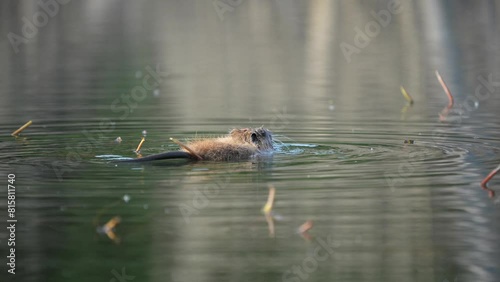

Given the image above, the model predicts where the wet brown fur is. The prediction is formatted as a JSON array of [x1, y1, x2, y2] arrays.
[[181, 127, 273, 161]]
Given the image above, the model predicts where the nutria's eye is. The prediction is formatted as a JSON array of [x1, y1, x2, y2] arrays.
[[251, 133, 258, 143]]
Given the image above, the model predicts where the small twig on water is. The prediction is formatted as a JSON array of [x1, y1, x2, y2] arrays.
[[435, 71, 454, 108], [102, 216, 121, 244], [262, 184, 276, 214], [135, 137, 146, 154], [400, 86, 414, 105], [480, 165, 500, 198], [11, 120, 33, 136], [435, 71, 454, 120], [298, 220, 314, 241], [262, 184, 276, 237]]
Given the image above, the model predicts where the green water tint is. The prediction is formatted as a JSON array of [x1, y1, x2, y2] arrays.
[[2, 1, 500, 281]]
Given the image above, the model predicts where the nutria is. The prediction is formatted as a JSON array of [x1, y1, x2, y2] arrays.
[[122, 127, 273, 162]]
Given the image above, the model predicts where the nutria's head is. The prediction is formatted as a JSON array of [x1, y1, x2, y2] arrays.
[[230, 127, 273, 151]]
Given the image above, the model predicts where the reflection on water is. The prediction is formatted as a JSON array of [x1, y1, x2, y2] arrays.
[[1, 1, 500, 282]]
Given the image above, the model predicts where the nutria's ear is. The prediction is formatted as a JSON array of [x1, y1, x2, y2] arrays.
[[230, 129, 241, 135]]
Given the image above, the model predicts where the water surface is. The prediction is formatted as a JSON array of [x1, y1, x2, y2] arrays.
[[1, 1, 500, 282]]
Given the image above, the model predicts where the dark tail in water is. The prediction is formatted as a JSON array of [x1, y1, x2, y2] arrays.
[[119, 151, 195, 162]]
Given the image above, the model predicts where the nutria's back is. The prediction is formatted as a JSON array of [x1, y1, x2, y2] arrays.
[[184, 127, 273, 161], [120, 127, 274, 162]]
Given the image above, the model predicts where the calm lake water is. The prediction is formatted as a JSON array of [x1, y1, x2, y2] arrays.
[[1, 1, 500, 282]]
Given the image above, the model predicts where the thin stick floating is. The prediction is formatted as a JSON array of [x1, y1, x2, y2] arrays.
[[170, 138, 203, 160], [298, 220, 314, 241], [262, 184, 276, 214], [481, 165, 500, 188], [135, 137, 146, 153], [435, 71, 454, 108], [103, 216, 121, 233], [400, 86, 414, 105], [298, 220, 314, 234], [102, 216, 121, 243], [11, 120, 33, 136], [262, 184, 276, 237]]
